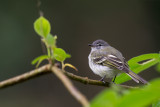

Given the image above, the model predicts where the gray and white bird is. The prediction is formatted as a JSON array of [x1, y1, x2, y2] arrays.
[[88, 39, 148, 84]]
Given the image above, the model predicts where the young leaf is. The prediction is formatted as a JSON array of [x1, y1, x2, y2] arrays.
[[115, 53, 160, 84], [53, 48, 71, 62], [66, 53, 71, 58], [34, 16, 51, 38], [64, 63, 78, 71], [45, 34, 57, 48], [31, 55, 49, 67]]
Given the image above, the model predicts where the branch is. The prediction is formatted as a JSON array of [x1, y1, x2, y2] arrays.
[[64, 71, 109, 87], [64, 71, 138, 89], [0, 64, 137, 89], [0, 64, 138, 106], [0, 64, 51, 88], [0, 65, 137, 89], [51, 66, 89, 107]]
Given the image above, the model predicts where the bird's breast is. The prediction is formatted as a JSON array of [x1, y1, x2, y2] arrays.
[[88, 54, 118, 78]]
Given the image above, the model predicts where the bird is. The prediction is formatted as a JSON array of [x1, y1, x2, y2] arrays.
[[88, 39, 148, 84]]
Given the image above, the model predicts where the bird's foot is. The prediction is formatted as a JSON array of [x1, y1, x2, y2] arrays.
[[99, 76, 106, 84]]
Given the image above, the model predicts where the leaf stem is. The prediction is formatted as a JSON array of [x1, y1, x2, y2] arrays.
[[47, 48, 51, 58]]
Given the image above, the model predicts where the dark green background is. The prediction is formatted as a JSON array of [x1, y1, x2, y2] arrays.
[[0, 0, 160, 107]]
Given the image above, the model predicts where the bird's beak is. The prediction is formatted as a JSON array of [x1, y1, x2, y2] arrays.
[[88, 44, 93, 47]]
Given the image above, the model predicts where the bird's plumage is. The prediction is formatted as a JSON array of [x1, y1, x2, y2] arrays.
[[88, 39, 148, 84]]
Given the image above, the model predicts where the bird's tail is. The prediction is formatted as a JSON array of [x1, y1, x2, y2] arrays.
[[123, 68, 148, 84]]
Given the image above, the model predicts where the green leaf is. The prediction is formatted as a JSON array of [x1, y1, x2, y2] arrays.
[[45, 34, 57, 48], [91, 89, 120, 107], [117, 78, 160, 107], [53, 48, 71, 62], [115, 53, 160, 84], [31, 55, 49, 67], [66, 53, 71, 58], [34, 16, 51, 38], [152, 99, 160, 107], [91, 78, 160, 107], [155, 63, 160, 73]]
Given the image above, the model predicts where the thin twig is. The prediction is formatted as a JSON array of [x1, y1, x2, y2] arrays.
[[0, 64, 138, 89], [64, 72, 138, 89], [51, 66, 90, 107], [64, 71, 110, 87]]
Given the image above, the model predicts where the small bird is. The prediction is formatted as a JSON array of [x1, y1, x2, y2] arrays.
[[88, 39, 148, 84]]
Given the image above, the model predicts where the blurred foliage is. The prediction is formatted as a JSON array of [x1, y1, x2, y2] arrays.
[[91, 78, 160, 107], [152, 99, 160, 107], [155, 63, 160, 73]]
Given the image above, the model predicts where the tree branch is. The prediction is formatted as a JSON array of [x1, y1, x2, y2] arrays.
[[0, 64, 137, 89], [0, 64, 51, 88], [0, 64, 138, 106], [51, 66, 89, 107]]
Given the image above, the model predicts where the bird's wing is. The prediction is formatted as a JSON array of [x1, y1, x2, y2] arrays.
[[92, 54, 124, 70]]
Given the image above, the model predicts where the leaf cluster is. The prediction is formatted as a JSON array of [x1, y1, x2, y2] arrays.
[[32, 16, 71, 67]]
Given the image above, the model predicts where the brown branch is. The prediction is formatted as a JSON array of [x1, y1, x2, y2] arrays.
[[0, 64, 137, 89], [65, 72, 138, 89], [64, 71, 109, 87], [0, 64, 51, 88], [0, 64, 138, 106], [51, 66, 89, 107]]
